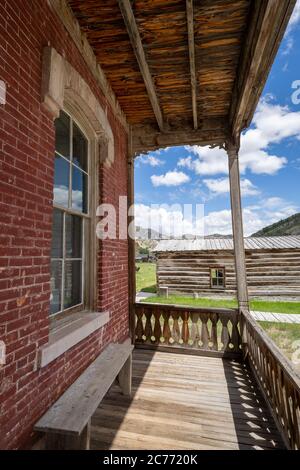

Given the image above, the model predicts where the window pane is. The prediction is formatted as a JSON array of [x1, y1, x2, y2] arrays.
[[51, 209, 64, 258], [64, 260, 82, 309], [50, 260, 62, 315], [212, 278, 218, 287], [54, 154, 70, 207], [73, 122, 88, 172], [55, 111, 70, 158], [211, 269, 217, 278], [65, 214, 82, 258], [218, 270, 224, 279], [72, 166, 88, 213]]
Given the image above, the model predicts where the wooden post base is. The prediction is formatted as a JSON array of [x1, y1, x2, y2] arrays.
[[118, 353, 132, 396], [45, 420, 91, 450]]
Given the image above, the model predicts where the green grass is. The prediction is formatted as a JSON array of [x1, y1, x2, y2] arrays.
[[136, 262, 157, 293], [136, 262, 300, 314], [143, 295, 238, 309], [142, 295, 300, 315], [259, 322, 300, 371]]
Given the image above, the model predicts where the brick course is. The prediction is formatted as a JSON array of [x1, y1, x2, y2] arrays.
[[0, 0, 129, 449]]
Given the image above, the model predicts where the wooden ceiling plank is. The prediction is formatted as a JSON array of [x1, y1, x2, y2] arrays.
[[230, 0, 296, 138], [118, 0, 164, 131], [132, 118, 228, 154], [186, 0, 198, 130], [49, 0, 129, 132]]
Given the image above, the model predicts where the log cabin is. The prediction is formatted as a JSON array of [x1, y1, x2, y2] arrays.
[[0, 0, 299, 451], [154, 236, 300, 297]]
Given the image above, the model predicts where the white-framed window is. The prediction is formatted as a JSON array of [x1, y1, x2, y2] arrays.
[[210, 268, 225, 289], [50, 110, 90, 316]]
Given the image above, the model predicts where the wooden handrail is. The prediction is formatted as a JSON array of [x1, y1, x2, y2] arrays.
[[241, 309, 300, 450], [134, 302, 242, 357]]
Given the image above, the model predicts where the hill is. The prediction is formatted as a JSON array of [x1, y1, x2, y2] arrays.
[[252, 213, 300, 237]]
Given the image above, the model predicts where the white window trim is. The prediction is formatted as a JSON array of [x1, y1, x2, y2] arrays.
[[38, 311, 109, 368], [41, 48, 114, 353], [51, 110, 90, 318]]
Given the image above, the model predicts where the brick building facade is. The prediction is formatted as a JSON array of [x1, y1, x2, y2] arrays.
[[0, 0, 129, 449]]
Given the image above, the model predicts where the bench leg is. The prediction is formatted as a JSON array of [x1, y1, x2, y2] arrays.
[[118, 353, 132, 396], [45, 420, 91, 450]]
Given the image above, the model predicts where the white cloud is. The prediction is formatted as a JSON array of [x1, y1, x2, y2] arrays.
[[203, 177, 259, 197], [151, 170, 190, 187], [134, 203, 204, 238], [179, 148, 228, 175], [134, 197, 298, 237], [281, 1, 300, 55], [282, 36, 294, 55], [54, 186, 84, 211], [137, 155, 165, 167], [183, 99, 300, 176], [287, 0, 300, 33]]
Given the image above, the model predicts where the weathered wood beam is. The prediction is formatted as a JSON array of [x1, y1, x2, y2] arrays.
[[132, 118, 228, 154], [186, 0, 198, 130], [118, 0, 164, 131], [227, 142, 249, 311], [230, 0, 296, 137], [127, 128, 136, 343]]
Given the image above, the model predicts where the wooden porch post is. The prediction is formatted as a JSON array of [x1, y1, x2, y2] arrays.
[[127, 128, 136, 342], [227, 140, 249, 311]]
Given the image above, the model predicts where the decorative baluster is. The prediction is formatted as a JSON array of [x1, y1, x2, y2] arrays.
[[144, 309, 152, 343], [190, 313, 199, 348], [172, 312, 180, 345], [231, 316, 241, 352], [181, 312, 189, 346], [291, 387, 300, 448], [200, 314, 209, 350], [210, 313, 218, 351], [162, 310, 171, 345], [153, 310, 162, 344], [135, 307, 144, 343], [220, 316, 230, 351]]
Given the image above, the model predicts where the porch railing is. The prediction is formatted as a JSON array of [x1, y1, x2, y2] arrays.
[[134, 302, 242, 357], [241, 309, 300, 450], [134, 302, 300, 449]]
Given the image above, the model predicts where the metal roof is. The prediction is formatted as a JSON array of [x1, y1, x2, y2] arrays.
[[153, 236, 300, 253]]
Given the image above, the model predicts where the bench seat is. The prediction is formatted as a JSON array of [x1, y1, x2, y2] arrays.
[[34, 338, 133, 449]]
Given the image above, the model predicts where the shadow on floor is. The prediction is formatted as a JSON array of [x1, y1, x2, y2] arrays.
[[90, 348, 284, 450]]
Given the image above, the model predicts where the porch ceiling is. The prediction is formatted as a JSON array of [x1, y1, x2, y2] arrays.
[[66, 0, 296, 151]]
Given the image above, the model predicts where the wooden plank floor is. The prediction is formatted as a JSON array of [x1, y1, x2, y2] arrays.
[[91, 349, 284, 450]]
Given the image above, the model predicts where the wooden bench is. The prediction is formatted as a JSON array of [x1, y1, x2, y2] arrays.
[[34, 338, 134, 450]]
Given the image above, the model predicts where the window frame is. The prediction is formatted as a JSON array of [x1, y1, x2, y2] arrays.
[[210, 267, 226, 289], [51, 109, 94, 320]]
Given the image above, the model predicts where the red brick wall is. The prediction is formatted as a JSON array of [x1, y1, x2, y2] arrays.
[[0, 0, 129, 449]]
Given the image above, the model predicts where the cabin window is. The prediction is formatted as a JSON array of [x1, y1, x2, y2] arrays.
[[210, 268, 225, 289], [50, 111, 90, 316]]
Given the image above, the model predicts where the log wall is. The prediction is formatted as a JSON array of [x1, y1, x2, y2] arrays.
[[156, 249, 300, 297]]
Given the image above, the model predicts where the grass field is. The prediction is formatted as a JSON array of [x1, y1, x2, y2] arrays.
[[259, 322, 300, 371], [144, 295, 300, 314], [136, 263, 300, 314], [136, 262, 157, 293]]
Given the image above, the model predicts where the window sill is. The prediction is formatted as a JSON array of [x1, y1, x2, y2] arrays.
[[38, 311, 109, 368]]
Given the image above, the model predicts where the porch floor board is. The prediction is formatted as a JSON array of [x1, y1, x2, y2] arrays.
[[91, 349, 284, 450]]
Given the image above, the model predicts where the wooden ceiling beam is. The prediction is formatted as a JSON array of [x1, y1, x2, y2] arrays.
[[118, 0, 164, 132], [186, 0, 198, 130], [132, 118, 228, 154], [230, 0, 296, 138]]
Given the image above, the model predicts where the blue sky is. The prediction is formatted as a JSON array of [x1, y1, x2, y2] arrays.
[[134, 2, 300, 237]]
